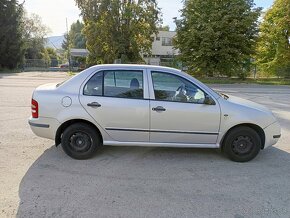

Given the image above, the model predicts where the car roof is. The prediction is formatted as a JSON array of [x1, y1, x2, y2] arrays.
[[89, 64, 182, 73]]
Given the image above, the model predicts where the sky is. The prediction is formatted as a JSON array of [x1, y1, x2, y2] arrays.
[[24, 0, 275, 37]]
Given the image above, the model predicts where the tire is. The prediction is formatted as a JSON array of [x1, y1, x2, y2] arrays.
[[223, 126, 261, 162], [61, 123, 101, 160]]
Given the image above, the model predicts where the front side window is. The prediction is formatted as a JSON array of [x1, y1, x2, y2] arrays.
[[152, 71, 206, 103], [84, 70, 144, 99]]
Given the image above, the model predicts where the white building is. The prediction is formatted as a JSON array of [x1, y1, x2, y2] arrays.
[[70, 31, 179, 66], [143, 31, 179, 66]]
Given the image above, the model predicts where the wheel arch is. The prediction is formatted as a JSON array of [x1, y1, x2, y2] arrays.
[[55, 119, 103, 146], [220, 123, 266, 150]]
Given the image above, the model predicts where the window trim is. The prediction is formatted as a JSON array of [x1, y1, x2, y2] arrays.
[[150, 71, 214, 105], [83, 69, 145, 100]]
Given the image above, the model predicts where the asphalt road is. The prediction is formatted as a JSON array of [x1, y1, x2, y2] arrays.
[[0, 72, 290, 218]]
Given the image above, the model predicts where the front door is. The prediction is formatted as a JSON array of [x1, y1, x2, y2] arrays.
[[80, 69, 149, 142], [149, 71, 221, 144]]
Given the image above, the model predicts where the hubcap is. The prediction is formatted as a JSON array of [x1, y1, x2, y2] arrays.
[[69, 132, 92, 153], [232, 135, 253, 155]]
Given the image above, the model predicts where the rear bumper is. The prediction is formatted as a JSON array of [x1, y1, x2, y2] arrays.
[[263, 121, 281, 149], [28, 117, 60, 140]]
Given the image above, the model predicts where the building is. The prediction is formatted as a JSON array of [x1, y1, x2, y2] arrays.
[[68, 31, 179, 67], [70, 48, 89, 57], [143, 31, 179, 66]]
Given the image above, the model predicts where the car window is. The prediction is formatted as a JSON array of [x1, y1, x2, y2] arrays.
[[83, 71, 103, 96], [104, 70, 143, 99], [151, 71, 206, 103]]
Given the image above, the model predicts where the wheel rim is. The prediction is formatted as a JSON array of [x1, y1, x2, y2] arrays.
[[232, 135, 253, 156], [69, 131, 92, 153]]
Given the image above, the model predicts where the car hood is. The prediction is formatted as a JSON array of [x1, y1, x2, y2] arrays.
[[226, 94, 273, 115]]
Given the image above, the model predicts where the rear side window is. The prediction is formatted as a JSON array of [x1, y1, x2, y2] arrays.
[[104, 70, 143, 99], [83, 70, 143, 99]]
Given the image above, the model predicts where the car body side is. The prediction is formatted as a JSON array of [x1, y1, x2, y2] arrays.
[[28, 64, 280, 149]]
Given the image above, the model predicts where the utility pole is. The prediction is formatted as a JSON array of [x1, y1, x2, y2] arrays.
[[66, 18, 72, 71]]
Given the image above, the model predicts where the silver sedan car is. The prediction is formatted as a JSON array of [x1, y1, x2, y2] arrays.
[[29, 64, 281, 162]]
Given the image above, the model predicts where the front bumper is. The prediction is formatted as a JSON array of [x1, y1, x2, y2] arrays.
[[263, 121, 281, 149], [28, 117, 60, 140]]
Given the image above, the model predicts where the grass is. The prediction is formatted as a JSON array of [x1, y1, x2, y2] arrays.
[[198, 77, 290, 85], [0, 68, 22, 73], [67, 71, 76, 76]]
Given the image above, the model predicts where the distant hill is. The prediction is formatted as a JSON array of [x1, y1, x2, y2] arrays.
[[45, 35, 65, 49]]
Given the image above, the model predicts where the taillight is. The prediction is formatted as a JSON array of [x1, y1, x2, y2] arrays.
[[31, 99, 38, 118]]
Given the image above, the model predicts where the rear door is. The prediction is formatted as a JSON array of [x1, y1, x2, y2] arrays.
[[79, 69, 150, 142]]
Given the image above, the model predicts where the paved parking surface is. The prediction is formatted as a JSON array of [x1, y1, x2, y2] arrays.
[[0, 72, 290, 218]]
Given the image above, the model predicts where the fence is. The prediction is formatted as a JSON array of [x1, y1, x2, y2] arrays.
[[23, 59, 60, 71]]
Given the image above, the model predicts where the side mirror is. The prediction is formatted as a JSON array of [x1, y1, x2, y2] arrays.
[[204, 95, 216, 105]]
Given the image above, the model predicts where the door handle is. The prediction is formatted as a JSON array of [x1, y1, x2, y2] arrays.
[[87, 102, 101, 108], [152, 106, 166, 112]]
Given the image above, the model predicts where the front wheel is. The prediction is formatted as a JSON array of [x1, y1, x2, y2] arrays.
[[223, 126, 261, 162], [61, 123, 101, 159]]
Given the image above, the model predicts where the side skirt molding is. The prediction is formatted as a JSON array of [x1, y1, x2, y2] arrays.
[[103, 141, 220, 148]]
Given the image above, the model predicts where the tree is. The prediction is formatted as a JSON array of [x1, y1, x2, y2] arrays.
[[175, 0, 261, 77], [62, 33, 70, 51], [158, 25, 170, 31], [75, 0, 161, 64], [46, 47, 59, 67], [256, 0, 290, 78], [22, 13, 50, 60], [62, 20, 86, 50], [41, 47, 50, 67], [71, 20, 86, 48], [0, 0, 24, 69]]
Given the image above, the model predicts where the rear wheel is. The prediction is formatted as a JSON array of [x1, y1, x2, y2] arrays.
[[61, 123, 101, 159], [223, 126, 261, 162]]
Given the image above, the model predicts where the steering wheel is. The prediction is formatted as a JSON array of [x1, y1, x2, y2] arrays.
[[177, 84, 186, 93], [172, 84, 187, 102]]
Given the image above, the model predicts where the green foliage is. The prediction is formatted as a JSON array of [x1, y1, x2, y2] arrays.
[[62, 33, 70, 51], [175, 0, 261, 77], [41, 48, 51, 67], [62, 20, 86, 50], [158, 25, 170, 31], [0, 0, 25, 69], [46, 47, 58, 59], [256, 0, 290, 78], [75, 0, 161, 65], [71, 20, 86, 49], [22, 13, 50, 60], [46, 47, 59, 67]]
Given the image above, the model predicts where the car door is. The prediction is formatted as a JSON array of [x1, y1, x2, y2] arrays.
[[79, 69, 150, 142], [149, 70, 221, 145]]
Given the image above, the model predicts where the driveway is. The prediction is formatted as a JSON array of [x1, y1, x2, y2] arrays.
[[0, 72, 289, 217]]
